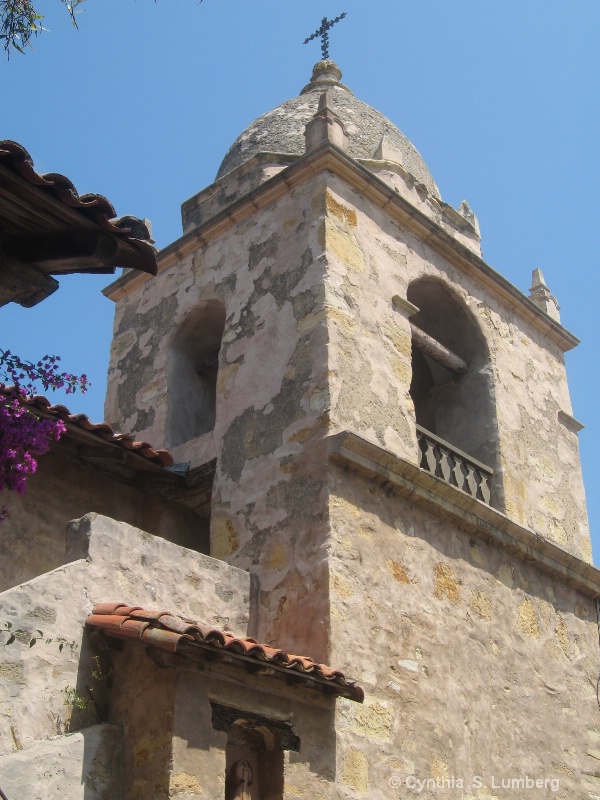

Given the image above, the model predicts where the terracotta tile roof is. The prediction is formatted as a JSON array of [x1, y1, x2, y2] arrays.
[[86, 602, 364, 702], [2, 385, 173, 468], [0, 139, 157, 277]]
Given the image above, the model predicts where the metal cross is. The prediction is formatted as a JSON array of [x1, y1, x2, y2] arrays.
[[303, 13, 347, 60]]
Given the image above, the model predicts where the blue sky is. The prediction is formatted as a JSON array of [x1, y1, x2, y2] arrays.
[[2, 1, 599, 556]]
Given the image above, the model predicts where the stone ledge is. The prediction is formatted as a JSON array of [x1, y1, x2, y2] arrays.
[[329, 431, 600, 598]]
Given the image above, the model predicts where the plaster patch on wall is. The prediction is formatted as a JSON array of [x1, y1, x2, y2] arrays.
[[323, 219, 365, 273], [326, 192, 358, 227], [555, 615, 570, 657], [332, 573, 353, 600], [211, 518, 239, 561], [352, 701, 394, 739], [383, 323, 412, 359], [266, 543, 289, 571], [170, 772, 204, 795], [431, 755, 450, 781]]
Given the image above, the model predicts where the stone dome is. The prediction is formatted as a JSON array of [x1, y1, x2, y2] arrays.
[[216, 61, 440, 199]]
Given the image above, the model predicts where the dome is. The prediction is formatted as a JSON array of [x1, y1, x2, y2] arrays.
[[216, 61, 440, 199]]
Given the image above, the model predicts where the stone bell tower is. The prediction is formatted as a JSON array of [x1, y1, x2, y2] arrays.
[[104, 60, 599, 795]]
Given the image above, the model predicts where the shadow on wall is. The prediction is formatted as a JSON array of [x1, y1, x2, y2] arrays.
[[407, 277, 504, 510], [167, 302, 226, 449]]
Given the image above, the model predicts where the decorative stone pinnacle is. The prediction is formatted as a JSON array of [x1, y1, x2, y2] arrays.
[[529, 268, 561, 322], [531, 268, 548, 289], [458, 200, 481, 237], [303, 13, 347, 60], [304, 90, 347, 152]]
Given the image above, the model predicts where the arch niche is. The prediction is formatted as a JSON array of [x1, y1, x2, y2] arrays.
[[407, 277, 503, 508], [167, 301, 226, 449]]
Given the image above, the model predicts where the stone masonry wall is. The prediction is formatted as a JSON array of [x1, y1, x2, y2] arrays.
[[105, 175, 336, 661], [104, 165, 591, 671], [0, 440, 209, 593], [0, 514, 250, 758], [321, 175, 591, 562], [327, 464, 599, 799]]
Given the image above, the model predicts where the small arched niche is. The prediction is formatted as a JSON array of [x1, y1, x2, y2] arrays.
[[407, 278, 502, 507], [167, 301, 226, 448], [225, 721, 284, 800]]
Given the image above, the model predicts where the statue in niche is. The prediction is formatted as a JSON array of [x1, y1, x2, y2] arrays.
[[232, 759, 254, 800]]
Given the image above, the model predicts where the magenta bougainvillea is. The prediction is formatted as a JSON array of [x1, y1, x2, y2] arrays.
[[0, 350, 89, 522]]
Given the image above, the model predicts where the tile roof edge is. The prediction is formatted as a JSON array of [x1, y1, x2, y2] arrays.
[[0, 139, 158, 276], [85, 602, 364, 703], [1, 384, 174, 468]]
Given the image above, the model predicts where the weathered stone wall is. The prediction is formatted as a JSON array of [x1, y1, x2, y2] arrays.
[[321, 174, 591, 562], [0, 438, 209, 592], [0, 514, 250, 758], [105, 174, 336, 660], [108, 645, 176, 800], [0, 724, 123, 800], [328, 464, 599, 799], [104, 163, 591, 666]]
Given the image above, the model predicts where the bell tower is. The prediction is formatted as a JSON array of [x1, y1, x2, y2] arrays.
[[104, 60, 598, 794]]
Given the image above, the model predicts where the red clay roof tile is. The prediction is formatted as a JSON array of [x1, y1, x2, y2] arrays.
[[1, 385, 173, 468], [0, 139, 158, 276], [86, 602, 364, 702]]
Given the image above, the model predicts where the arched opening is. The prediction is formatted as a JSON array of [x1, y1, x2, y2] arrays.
[[225, 721, 284, 800], [167, 301, 226, 448], [407, 278, 501, 507]]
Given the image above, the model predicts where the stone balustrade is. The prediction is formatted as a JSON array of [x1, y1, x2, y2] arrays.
[[416, 425, 493, 505]]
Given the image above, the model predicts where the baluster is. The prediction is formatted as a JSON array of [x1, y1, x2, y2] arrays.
[[417, 430, 492, 505], [479, 471, 491, 504], [417, 434, 426, 469], [465, 463, 478, 498], [422, 437, 437, 474], [452, 456, 466, 491], [438, 445, 452, 482]]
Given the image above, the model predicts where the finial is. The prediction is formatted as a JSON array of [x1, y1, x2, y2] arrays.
[[303, 13, 347, 60], [299, 60, 352, 96], [529, 268, 561, 322], [457, 200, 481, 237]]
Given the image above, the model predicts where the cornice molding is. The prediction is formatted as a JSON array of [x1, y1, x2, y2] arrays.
[[329, 430, 600, 598], [103, 143, 578, 352]]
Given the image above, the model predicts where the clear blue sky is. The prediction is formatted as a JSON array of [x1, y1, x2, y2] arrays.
[[2, 1, 599, 556]]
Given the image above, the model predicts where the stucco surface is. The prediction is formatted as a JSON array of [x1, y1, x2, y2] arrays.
[[105, 164, 591, 670], [0, 725, 122, 800], [0, 439, 209, 593], [98, 635, 342, 799], [0, 514, 250, 756], [105, 176, 336, 658], [320, 176, 590, 562], [328, 465, 600, 799]]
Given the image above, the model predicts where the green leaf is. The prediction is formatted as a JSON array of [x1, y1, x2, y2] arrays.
[[6, 634, 15, 645]]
